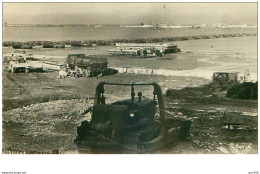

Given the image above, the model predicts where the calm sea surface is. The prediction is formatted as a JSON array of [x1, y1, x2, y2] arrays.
[[3, 25, 257, 42]]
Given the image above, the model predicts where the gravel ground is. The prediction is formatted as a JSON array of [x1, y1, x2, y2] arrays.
[[2, 72, 257, 154]]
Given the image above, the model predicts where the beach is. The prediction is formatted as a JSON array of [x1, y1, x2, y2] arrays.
[[3, 35, 258, 81], [2, 32, 258, 154]]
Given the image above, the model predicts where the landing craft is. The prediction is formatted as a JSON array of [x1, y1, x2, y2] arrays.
[[109, 43, 181, 57]]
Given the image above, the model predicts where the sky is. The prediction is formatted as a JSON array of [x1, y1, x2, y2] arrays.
[[3, 3, 257, 25]]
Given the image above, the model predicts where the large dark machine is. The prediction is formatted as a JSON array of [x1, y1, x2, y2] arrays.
[[75, 82, 191, 153]]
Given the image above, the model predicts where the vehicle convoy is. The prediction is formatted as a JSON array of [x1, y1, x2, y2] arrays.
[[75, 82, 191, 153]]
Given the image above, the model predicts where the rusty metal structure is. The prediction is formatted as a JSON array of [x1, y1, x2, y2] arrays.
[[75, 82, 191, 153]]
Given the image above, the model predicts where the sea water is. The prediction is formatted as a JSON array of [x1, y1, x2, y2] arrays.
[[3, 25, 257, 42]]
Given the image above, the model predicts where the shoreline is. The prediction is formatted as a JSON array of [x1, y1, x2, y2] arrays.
[[3, 32, 257, 47], [3, 36, 257, 82]]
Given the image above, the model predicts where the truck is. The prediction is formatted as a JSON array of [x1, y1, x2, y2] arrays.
[[212, 70, 250, 86], [8, 58, 27, 73], [8, 56, 44, 73], [66, 54, 118, 77]]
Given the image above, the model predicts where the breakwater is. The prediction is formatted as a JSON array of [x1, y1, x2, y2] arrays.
[[3, 32, 257, 48]]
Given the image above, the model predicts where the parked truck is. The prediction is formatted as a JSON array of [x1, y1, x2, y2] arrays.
[[8, 55, 43, 73], [8, 58, 27, 73], [212, 70, 251, 85], [66, 54, 118, 77]]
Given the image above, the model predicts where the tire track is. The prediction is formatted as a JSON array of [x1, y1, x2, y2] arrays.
[[6, 73, 30, 94]]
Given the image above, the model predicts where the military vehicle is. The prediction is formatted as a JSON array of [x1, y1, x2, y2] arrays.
[[67, 54, 118, 77], [8, 56, 43, 73], [75, 82, 191, 153], [8, 58, 27, 73]]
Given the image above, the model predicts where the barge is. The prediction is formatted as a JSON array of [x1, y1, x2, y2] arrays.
[[109, 43, 181, 57]]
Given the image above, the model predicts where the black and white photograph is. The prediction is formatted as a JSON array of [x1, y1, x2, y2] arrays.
[[1, 2, 258, 154], [0, 1, 259, 173]]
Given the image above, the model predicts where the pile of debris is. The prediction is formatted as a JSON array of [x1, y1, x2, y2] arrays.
[[226, 82, 258, 99]]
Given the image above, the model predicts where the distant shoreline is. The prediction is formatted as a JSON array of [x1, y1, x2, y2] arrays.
[[3, 32, 257, 48]]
